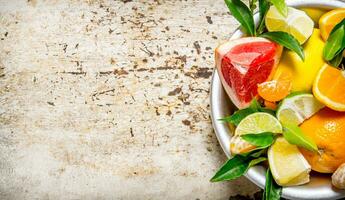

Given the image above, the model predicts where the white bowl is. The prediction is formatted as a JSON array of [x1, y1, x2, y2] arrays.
[[210, 0, 345, 199]]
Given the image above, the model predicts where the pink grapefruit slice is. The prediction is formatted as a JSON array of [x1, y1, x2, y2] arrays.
[[215, 37, 283, 109]]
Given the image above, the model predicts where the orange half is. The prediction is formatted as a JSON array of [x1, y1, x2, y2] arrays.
[[313, 64, 345, 111]]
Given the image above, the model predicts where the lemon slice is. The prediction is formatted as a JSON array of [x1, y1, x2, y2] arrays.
[[268, 137, 311, 186], [276, 94, 324, 125], [265, 5, 314, 44], [235, 112, 282, 135]]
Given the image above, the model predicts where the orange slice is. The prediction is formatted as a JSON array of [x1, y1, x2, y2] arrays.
[[319, 8, 345, 41], [257, 71, 292, 102], [313, 64, 345, 111]]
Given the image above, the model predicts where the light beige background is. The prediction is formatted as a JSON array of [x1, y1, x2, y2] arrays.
[[0, 0, 283, 199]]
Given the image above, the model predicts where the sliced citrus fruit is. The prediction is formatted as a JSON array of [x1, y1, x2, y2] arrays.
[[274, 29, 326, 92], [319, 8, 345, 41], [276, 93, 324, 125], [268, 137, 311, 186], [265, 5, 314, 44], [215, 37, 283, 109], [313, 64, 345, 111], [235, 112, 282, 135], [257, 70, 292, 102], [300, 108, 345, 173]]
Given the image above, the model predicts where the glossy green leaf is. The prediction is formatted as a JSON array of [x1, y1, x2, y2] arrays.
[[219, 99, 274, 125], [257, 0, 270, 34], [324, 19, 345, 61], [263, 168, 282, 200], [219, 99, 275, 125], [329, 50, 344, 67], [219, 108, 256, 126], [260, 31, 304, 60], [224, 0, 255, 36], [259, 107, 276, 116], [248, 148, 267, 158], [210, 154, 251, 182], [241, 132, 275, 148], [249, 157, 267, 167], [269, 0, 288, 17], [283, 123, 318, 152], [210, 153, 267, 182]]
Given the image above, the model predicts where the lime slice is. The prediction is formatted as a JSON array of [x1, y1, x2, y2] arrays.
[[265, 5, 314, 44], [235, 113, 282, 135], [277, 94, 324, 125], [268, 137, 311, 186]]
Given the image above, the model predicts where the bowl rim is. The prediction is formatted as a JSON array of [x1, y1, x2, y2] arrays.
[[210, 0, 345, 199]]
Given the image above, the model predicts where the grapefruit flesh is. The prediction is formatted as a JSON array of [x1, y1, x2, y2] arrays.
[[215, 37, 282, 108]]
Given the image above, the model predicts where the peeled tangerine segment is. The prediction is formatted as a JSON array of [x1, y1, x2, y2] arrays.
[[268, 137, 311, 186], [215, 37, 282, 109]]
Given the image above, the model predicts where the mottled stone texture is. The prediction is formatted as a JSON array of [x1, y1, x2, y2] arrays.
[[0, 0, 260, 199]]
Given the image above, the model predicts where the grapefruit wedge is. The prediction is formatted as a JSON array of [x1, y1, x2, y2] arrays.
[[215, 37, 283, 109]]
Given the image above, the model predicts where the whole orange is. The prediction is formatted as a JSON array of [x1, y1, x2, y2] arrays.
[[299, 108, 345, 173]]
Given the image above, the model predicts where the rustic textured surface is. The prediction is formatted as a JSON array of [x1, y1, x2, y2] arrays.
[[0, 0, 261, 199]]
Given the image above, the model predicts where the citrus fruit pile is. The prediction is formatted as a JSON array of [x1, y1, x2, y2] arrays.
[[213, 1, 345, 194]]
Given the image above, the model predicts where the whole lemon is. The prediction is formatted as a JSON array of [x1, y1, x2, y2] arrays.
[[273, 29, 326, 92]]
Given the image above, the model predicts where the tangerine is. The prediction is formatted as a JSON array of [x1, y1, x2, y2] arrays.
[[257, 71, 292, 102]]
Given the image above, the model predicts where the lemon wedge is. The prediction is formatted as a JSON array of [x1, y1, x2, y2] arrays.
[[265, 5, 314, 44], [268, 137, 311, 186]]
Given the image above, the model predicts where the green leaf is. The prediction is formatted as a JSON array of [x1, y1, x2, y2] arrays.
[[249, 0, 258, 12], [219, 108, 256, 126], [268, 0, 288, 17], [259, 107, 276, 116], [219, 99, 260, 125], [257, 0, 270, 34], [251, 98, 276, 115], [260, 31, 305, 60], [224, 0, 256, 36], [282, 123, 318, 152], [324, 19, 345, 61], [219, 99, 275, 125], [241, 132, 275, 148], [249, 157, 267, 167], [249, 98, 261, 110], [210, 154, 251, 182], [329, 50, 344, 67], [248, 149, 267, 158], [210, 153, 267, 182], [263, 168, 282, 200]]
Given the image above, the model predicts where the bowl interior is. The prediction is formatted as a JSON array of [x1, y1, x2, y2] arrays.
[[210, 0, 345, 199]]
